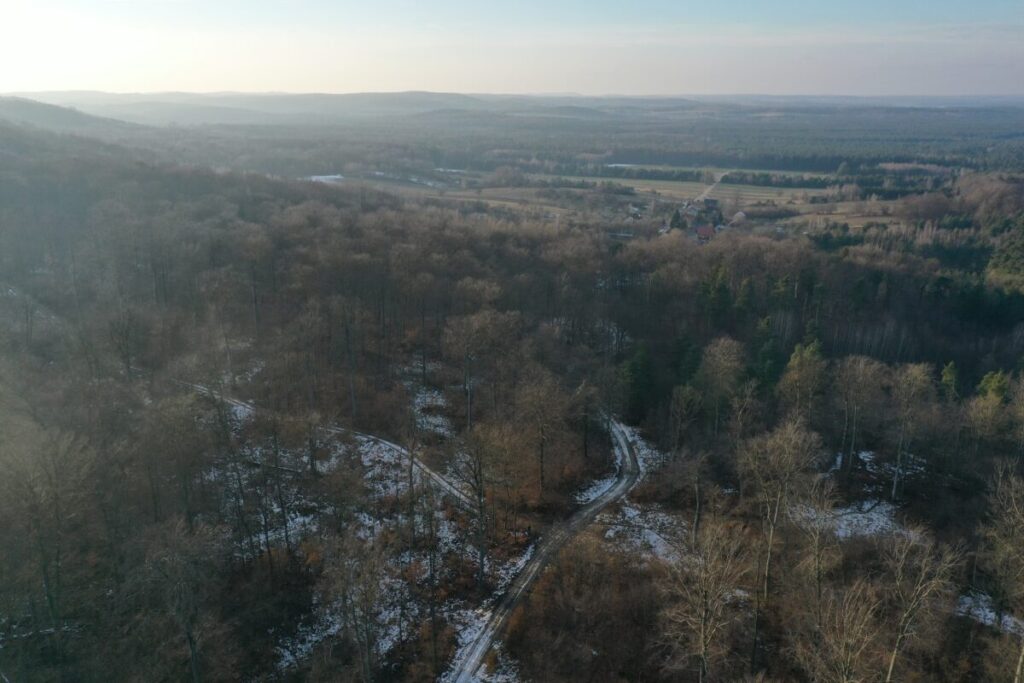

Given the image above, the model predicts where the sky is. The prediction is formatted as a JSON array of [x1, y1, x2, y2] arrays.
[[2, 0, 1023, 96]]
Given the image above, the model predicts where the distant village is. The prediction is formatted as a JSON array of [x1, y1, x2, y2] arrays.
[[608, 195, 749, 243]]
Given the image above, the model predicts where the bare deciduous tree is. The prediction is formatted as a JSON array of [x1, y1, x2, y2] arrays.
[[695, 337, 745, 437], [789, 478, 841, 634], [669, 384, 703, 453], [740, 417, 822, 606], [833, 356, 887, 475], [879, 530, 959, 682], [778, 340, 826, 422], [321, 533, 388, 683], [889, 363, 936, 501], [792, 580, 881, 683], [981, 469, 1024, 683], [142, 519, 223, 683], [661, 518, 751, 683]]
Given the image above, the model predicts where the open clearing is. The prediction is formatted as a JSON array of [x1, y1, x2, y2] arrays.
[[532, 174, 831, 205]]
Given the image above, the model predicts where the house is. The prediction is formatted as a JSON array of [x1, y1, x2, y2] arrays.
[[695, 226, 715, 243]]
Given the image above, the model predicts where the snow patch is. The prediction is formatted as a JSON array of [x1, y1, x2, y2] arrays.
[[574, 472, 618, 505], [441, 607, 491, 683], [411, 387, 455, 437], [480, 643, 522, 683], [956, 592, 1024, 636], [600, 502, 685, 563], [494, 545, 535, 595], [615, 423, 667, 479], [791, 499, 915, 540], [831, 451, 928, 491], [439, 540, 537, 682], [274, 597, 343, 671], [230, 400, 254, 422]]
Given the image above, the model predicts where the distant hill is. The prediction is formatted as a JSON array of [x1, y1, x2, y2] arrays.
[[0, 96, 135, 133], [11, 91, 711, 127], [13, 91, 493, 126], [0, 118, 152, 170]]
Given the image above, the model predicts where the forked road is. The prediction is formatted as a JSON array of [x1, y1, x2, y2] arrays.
[[451, 418, 641, 682], [325, 425, 475, 510], [176, 378, 476, 510]]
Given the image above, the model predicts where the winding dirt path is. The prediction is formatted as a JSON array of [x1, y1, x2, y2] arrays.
[[450, 418, 641, 682]]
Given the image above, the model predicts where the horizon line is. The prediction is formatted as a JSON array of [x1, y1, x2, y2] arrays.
[[7, 89, 1024, 100]]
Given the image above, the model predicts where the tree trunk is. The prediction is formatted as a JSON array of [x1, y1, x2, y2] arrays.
[[476, 481, 487, 587], [892, 422, 907, 502], [885, 632, 905, 683], [762, 494, 781, 606], [840, 400, 850, 458], [763, 523, 775, 605], [750, 589, 761, 673], [1014, 634, 1024, 683], [345, 319, 358, 420], [846, 403, 860, 479], [465, 353, 473, 431], [538, 430, 546, 494], [272, 434, 292, 555], [582, 405, 589, 460], [692, 475, 702, 546], [815, 548, 824, 634], [249, 267, 260, 333], [186, 628, 201, 683]]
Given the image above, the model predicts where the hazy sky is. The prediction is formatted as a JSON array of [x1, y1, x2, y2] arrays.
[[3, 0, 1023, 95]]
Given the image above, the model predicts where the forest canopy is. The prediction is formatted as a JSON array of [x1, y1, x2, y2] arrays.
[[1, 95, 1024, 682]]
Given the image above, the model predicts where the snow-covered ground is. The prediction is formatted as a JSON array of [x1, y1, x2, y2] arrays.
[[574, 471, 618, 505], [832, 500, 915, 539], [956, 592, 1024, 636], [274, 562, 415, 672], [494, 545, 535, 594], [439, 545, 538, 683], [615, 423, 668, 480], [440, 619, 521, 683], [573, 419, 628, 504], [351, 433, 423, 500], [411, 387, 455, 437], [814, 449, 924, 540], [186, 386, 471, 675], [587, 424, 683, 563], [398, 362, 457, 438], [790, 499, 915, 540], [829, 450, 928, 495], [479, 644, 522, 683], [274, 596, 344, 670], [599, 502, 684, 563], [225, 367, 522, 678]]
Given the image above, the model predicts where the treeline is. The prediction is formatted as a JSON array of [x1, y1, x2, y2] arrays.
[[721, 171, 833, 189]]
